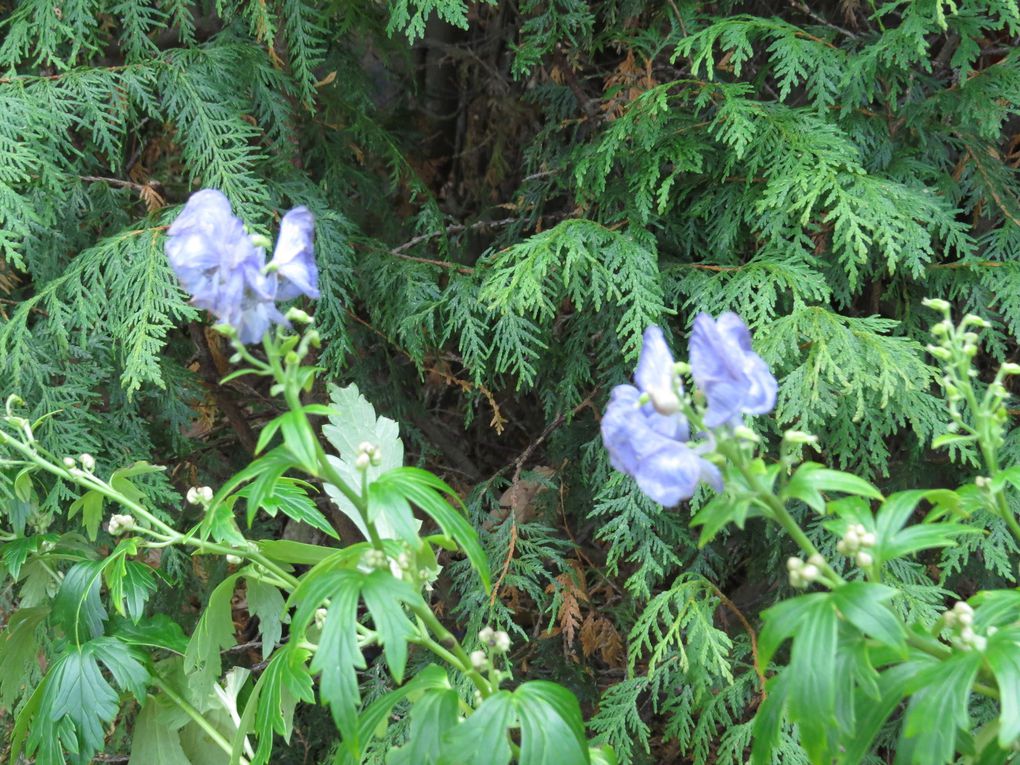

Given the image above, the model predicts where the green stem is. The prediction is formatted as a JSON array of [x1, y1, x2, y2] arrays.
[[153, 676, 250, 765], [409, 602, 492, 698]]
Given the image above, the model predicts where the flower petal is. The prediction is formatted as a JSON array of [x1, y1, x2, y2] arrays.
[[270, 206, 319, 301], [635, 326, 681, 414]]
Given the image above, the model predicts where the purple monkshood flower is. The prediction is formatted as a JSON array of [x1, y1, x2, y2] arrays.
[[601, 327, 722, 506], [165, 190, 318, 344], [689, 312, 777, 428]]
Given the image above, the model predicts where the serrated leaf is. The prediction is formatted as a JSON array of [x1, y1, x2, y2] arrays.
[[0, 606, 48, 708], [439, 690, 516, 765], [246, 576, 287, 659], [387, 687, 460, 765], [184, 573, 240, 693], [831, 582, 906, 653], [984, 627, 1020, 748], [783, 462, 883, 513], [247, 645, 315, 765], [52, 560, 108, 645], [900, 650, 983, 764], [514, 681, 590, 765], [257, 538, 336, 565], [786, 596, 839, 763], [68, 490, 105, 540], [112, 614, 188, 654], [361, 569, 419, 682], [129, 694, 191, 765]]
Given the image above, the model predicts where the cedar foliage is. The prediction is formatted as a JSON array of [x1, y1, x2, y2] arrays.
[[0, 0, 1019, 762]]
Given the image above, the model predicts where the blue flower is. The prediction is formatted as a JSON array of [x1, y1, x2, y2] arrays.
[[689, 312, 777, 428], [268, 207, 319, 301], [165, 190, 319, 344], [601, 327, 722, 506]]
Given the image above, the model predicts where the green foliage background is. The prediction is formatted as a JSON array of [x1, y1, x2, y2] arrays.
[[1, 0, 1019, 761]]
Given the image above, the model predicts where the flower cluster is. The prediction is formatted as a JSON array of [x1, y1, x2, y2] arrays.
[[165, 190, 319, 344], [601, 314, 777, 506]]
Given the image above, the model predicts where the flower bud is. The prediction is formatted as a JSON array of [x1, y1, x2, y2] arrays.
[[63, 456, 76, 468], [470, 650, 488, 670], [808, 553, 825, 567], [478, 626, 496, 646], [1001, 363, 1020, 376], [80, 454, 96, 471], [107, 513, 135, 536], [493, 631, 511, 652], [787, 556, 804, 572], [354, 452, 371, 471], [922, 298, 951, 313], [860, 531, 876, 548], [855, 551, 873, 567], [801, 564, 820, 582], [314, 607, 328, 630], [926, 345, 952, 361], [225, 554, 242, 566], [285, 307, 315, 325]]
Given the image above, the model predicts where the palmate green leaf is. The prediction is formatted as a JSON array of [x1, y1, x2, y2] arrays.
[[104, 540, 157, 622], [514, 681, 591, 765], [440, 690, 516, 765], [24, 637, 149, 765], [111, 613, 188, 654], [361, 569, 419, 682], [0, 606, 48, 708], [51, 559, 108, 645], [129, 694, 192, 765], [376, 467, 491, 590], [67, 489, 104, 540], [786, 596, 839, 763], [245, 575, 287, 659], [782, 461, 883, 513], [899, 649, 983, 764], [836, 661, 918, 765], [830, 582, 906, 654], [367, 477, 422, 546], [387, 687, 460, 765], [244, 475, 338, 540], [336, 664, 452, 765], [983, 627, 1020, 748], [247, 645, 315, 765], [184, 572, 240, 693]]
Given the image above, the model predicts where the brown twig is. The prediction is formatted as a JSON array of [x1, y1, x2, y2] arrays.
[[708, 581, 768, 703]]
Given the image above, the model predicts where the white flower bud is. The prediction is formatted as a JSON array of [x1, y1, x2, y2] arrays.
[[732, 425, 760, 443], [493, 631, 511, 653], [107, 513, 135, 536], [354, 452, 371, 471], [186, 487, 200, 505], [953, 601, 974, 617], [855, 551, 873, 567], [957, 610, 973, 627], [971, 634, 987, 651], [478, 626, 495, 646], [922, 298, 951, 313], [199, 486, 214, 503], [808, 553, 826, 567], [782, 430, 818, 445], [786, 556, 804, 572], [79, 453, 96, 471], [63, 456, 76, 468], [314, 607, 328, 630], [860, 531, 876, 548], [369, 447, 383, 466], [836, 540, 848, 555], [960, 626, 976, 644], [225, 554, 242, 565], [801, 564, 820, 582], [357, 441, 374, 454], [988, 626, 998, 636], [470, 650, 488, 670]]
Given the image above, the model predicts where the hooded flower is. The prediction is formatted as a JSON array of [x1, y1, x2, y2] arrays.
[[601, 327, 721, 506], [689, 312, 777, 427], [268, 206, 319, 301], [165, 190, 318, 344]]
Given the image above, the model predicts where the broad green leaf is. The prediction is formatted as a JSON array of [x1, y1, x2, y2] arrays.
[[337, 664, 451, 765], [67, 490, 104, 540], [244, 476, 338, 539], [837, 661, 918, 764], [184, 573, 240, 693], [387, 687, 460, 765], [983, 627, 1020, 747], [246, 576, 287, 659], [112, 614, 188, 654], [129, 695, 191, 765], [758, 592, 828, 667], [109, 461, 166, 504], [250, 645, 315, 764], [900, 650, 983, 764], [258, 538, 336, 565], [307, 570, 365, 744], [0, 534, 56, 580], [105, 545, 157, 623], [378, 467, 490, 590], [831, 582, 906, 653], [972, 590, 1020, 629], [786, 597, 839, 763], [514, 680, 590, 765], [0, 606, 48, 708], [750, 669, 790, 765], [279, 410, 320, 474], [361, 569, 419, 682], [52, 560, 108, 645], [440, 690, 516, 765], [368, 478, 422, 546], [783, 462, 882, 513]]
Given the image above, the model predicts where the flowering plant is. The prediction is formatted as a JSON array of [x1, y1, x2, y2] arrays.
[[0, 192, 613, 765], [602, 304, 1020, 764]]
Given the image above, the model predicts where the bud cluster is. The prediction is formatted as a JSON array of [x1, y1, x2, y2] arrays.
[[471, 625, 512, 670], [360, 548, 388, 570], [787, 554, 826, 589], [942, 601, 992, 652], [186, 486, 214, 505], [107, 513, 135, 536], [836, 523, 877, 567], [354, 442, 383, 471]]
